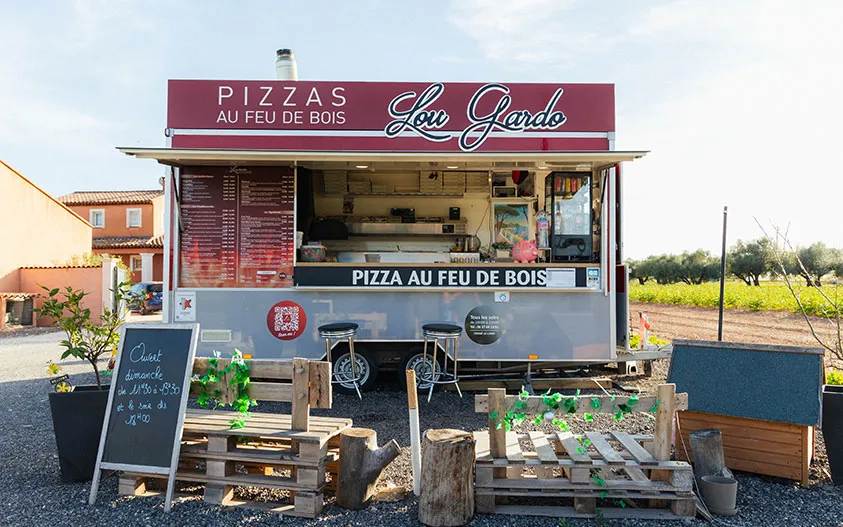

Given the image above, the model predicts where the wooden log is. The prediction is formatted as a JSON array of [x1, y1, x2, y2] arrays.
[[650, 383, 675, 509], [419, 429, 475, 527], [690, 428, 734, 480], [336, 428, 400, 510]]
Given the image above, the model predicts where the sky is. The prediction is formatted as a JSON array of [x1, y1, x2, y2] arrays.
[[1, 0, 841, 259]]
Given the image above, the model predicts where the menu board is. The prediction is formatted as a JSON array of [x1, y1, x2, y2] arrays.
[[179, 166, 294, 288], [89, 324, 198, 512]]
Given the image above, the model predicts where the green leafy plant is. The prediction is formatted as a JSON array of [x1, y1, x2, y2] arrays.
[[827, 369, 843, 386], [192, 350, 257, 429], [491, 388, 656, 434], [35, 282, 133, 388], [628, 333, 670, 349]]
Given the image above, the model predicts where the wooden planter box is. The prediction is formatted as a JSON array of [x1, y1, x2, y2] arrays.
[[677, 410, 813, 485]]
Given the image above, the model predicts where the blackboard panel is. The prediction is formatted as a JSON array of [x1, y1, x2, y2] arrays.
[[667, 339, 823, 426], [102, 326, 196, 468]]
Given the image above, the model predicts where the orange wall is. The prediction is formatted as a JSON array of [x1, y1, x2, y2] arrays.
[[0, 160, 92, 292], [67, 203, 157, 238], [19, 266, 103, 325], [151, 194, 165, 237]]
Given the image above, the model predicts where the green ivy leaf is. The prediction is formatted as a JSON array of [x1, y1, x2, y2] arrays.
[[552, 419, 568, 432], [533, 415, 543, 425], [628, 395, 640, 407], [489, 411, 498, 419], [614, 410, 624, 422], [600, 491, 607, 499], [584, 413, 593, 422], [591, 398, 601, 409], [514, 400, 526, 410]]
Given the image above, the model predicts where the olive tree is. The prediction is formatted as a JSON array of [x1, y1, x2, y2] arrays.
[[728, 238, 773, 286]]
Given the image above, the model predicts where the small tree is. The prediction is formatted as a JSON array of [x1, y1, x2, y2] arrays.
[[758, 223, 842, 365], [794, 242, 839, 287], [649, 254, 683, 285], [677, 250, 720, 285], [35, 283, 133, 388], [728, 238, 773, 286], [627, 259, 651, 285]]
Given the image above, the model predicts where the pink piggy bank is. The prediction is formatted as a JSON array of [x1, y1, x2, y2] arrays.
[[512, 239, 539, 263]]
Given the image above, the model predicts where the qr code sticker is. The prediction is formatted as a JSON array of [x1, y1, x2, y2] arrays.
[[274, 306, 300, 333]]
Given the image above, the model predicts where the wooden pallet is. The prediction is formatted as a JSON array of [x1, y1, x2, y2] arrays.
[[474, 430, 695, 518], [473, 384, 696, 519], [121, 411, 350, 517], [118, 357, 351, 518]]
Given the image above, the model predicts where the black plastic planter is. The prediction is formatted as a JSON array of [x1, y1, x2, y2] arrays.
[[48, 385, 109, 483], [823, 385, 843, 485]]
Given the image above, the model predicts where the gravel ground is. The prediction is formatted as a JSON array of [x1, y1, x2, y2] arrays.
[[2, 330, 843, 526]]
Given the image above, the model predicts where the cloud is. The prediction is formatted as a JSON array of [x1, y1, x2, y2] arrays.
[[449, 0, 843, 255], [447, 0, 595, 68]]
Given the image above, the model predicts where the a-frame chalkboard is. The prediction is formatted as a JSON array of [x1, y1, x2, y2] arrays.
[[89, 323, 198, 512]]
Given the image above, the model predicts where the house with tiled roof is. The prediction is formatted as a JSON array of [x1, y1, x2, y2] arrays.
[[58, 189, 165, 282], [0, 158, 97, 329]]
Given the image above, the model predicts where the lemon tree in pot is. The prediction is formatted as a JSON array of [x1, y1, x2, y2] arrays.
[[36, 283, 132, 483]]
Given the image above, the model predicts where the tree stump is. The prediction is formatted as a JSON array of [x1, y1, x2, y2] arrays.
[[336, 428, 400, 510], [690, 428, 734, 480], [419, 429, 475, 527]]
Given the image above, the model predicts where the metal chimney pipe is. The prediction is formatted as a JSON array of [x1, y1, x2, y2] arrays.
[[275, 49, 298, 80]]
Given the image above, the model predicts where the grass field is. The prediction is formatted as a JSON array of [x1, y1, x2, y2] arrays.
[[629, 281, 842, 316]]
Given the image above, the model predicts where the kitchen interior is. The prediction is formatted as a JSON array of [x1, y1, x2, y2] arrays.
[[296, 164, 602, 266]]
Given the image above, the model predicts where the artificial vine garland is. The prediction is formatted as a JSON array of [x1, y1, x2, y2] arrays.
[[490, 389, 660, 437], [192, 349, 257, 429]]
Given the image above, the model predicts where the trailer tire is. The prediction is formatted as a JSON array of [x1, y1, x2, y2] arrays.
[[399, 351, 442, 392], [332, 349, 378, 394]]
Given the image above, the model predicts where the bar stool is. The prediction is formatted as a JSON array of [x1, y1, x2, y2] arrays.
[[318, 322, 363, 399], [420, 323, 463, 402]]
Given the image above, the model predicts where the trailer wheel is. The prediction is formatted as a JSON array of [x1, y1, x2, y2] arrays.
[[332, 350, 378, 394], [399, 351, 442, 391]]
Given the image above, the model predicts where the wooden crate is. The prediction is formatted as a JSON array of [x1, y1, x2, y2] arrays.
[[119, 357, 352, 518], [677, 410, 813, 485], [474, 384, 696, 519]]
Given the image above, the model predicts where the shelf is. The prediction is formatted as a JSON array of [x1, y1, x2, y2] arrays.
[[344, 192, 465, 198], [490, 196, 538, 202]]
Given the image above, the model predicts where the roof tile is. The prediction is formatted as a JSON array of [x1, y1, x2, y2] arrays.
[[92, 236, 164, 249], [58, 190, 163, 205]]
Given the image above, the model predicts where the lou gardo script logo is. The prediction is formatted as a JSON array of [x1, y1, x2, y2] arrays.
[[384, 83, 568, 152]]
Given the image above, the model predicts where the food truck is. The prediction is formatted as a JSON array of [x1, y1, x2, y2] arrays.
[[120, 76, 647, 391]]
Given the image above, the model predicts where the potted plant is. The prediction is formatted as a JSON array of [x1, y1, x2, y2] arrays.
[[824, 369, 843, 484], [36, 283, 131, 483], [492, 241, 512, 260]]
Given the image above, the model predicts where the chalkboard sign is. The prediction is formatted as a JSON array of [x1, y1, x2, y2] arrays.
[[89, 323, 198, 512], [667, 339, 823, 426]]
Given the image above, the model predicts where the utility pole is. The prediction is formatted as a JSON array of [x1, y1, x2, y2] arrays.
[[718, 206, 728, 341]]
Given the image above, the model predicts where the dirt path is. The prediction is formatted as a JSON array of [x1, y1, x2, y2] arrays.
[[631, 301, 840, 352]]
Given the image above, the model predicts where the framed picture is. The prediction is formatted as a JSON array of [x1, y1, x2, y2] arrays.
[[492, 201, 534, 247]]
